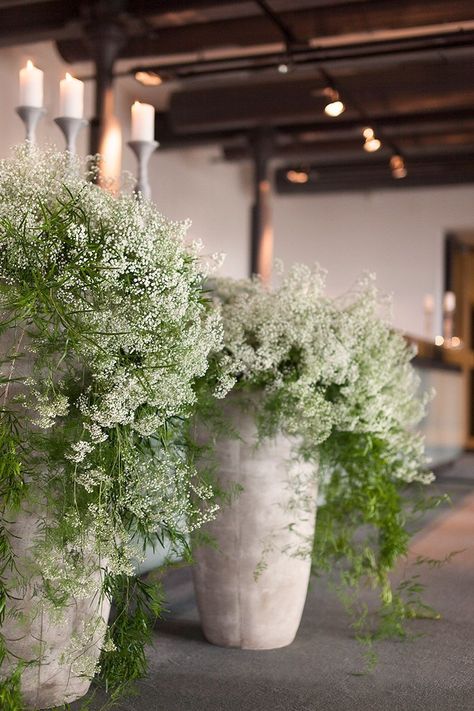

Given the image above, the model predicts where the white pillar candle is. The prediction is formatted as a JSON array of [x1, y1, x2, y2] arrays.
[[59, 73, 84, 118], [131, 101, 155, 141], [443, 291, 456, 313], [19, 60, 43, 107]]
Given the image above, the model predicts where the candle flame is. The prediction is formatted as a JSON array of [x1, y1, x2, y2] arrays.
[[26, 60, 33, 69], [133, 101, 141, 106], [66, 72, 72, 81]]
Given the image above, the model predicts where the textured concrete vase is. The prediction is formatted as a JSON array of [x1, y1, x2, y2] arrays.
[[0, 507, 111, 710], [0, 328, 110, 709], [193, 399, 318, 650]]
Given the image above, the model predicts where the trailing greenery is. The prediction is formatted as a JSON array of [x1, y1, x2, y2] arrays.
[[314, 431, 446, 650], [0, 145, 223, 707], [193, 263, 440, 653]]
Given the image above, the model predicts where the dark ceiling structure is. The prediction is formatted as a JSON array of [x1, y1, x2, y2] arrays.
[[1, 0, 473, 195]]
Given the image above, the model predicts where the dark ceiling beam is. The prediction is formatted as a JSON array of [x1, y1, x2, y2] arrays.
[[223, 133, 474, 163], [224, 131, 474, 162], [55, 0, 474, 63], [167, 62, 474, 134], [0, 0, 80, 47], [130, 30, 474, 82], [156, 107, 474, 149], [275, 153, 474, 193]]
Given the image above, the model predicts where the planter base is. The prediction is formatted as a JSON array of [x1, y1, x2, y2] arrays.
[[0, 507, 110, 710], [193, 401, 317, 650]]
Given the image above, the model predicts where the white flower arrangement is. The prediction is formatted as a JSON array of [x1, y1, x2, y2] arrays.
[[0, 145, 223, 697], [194, 262, 437, 644], [207, 263, 430, 484]]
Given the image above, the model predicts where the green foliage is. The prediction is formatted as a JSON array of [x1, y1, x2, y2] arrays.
[[0, 664, 24, 711], [313, 430, 446, 654], [98, 574, 164, 695]]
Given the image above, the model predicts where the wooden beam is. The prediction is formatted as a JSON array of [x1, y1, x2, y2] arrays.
[[55, 0, 474, 62], [156, 108, 474, 149], [275, 153, 474, 193], [167, 59, 474, 133], [132, 30, 474, 82]]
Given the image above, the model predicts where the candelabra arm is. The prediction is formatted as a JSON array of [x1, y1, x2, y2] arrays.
[[15, 106, 47, 144], [127, 140, 159, 200], [54, 117, 89, 156]]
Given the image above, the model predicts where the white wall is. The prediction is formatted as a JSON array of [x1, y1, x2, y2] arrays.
[[1, 41, 474, 338], [273, 188, 474, 337]]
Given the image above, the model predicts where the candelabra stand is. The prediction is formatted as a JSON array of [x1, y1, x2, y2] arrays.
[[54, 116, 89, 156], [127, 140, 159, 200], [15, 105, 47, 144]]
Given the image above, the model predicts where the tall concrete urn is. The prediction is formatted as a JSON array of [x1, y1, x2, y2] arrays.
[[0, 327, 110, 709], [0, 508, 111, 710], [192, 397, 318, 650]]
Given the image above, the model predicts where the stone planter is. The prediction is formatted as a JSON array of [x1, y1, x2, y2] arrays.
[[0, 505, 111, 710], [192, 397, 318, 650], [0, 327, 110, 708]]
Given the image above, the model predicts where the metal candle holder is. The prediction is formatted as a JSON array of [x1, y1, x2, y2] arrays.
[[127, 140, 159, 200], [15, 105, 47, 144], [54, 116, 89, 156]]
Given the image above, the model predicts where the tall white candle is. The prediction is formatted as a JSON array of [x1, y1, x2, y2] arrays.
[[59, 73, 84, 118], [19, 60, 43, 107], [131, 101, 155, 141]]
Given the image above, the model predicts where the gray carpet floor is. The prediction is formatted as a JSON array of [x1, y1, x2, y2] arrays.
[[73, 457, 474, 711]]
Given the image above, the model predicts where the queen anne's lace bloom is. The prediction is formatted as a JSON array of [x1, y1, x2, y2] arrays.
[[207, 264, 431, 485], [0, 145, 222, 613]]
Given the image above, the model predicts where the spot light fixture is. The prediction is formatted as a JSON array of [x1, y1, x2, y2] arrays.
[[390, 153, 407, 179], [362, 127, 381, 152], [323, 87, 345, 117], [286, 168, 309, 184], [134, 70, 163, 86]]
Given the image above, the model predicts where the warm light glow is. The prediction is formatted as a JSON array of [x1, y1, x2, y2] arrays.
[[451, 336, 461, 348], [362, 126, 382, 152], [278, 63, 289, 74], [423, 293, 434, 313], [364, 137, 382, 152], [98, 116, 122, 193], [135, 70, 162, 86], [26, 59, 33, 70], [324, 99, 345, 117], [65, 72, 72, 81], [323, 88, 345, 117], [434, 335, 444, 346], [257, 180, 273, 286], [286, 169, 309, 184], [390, 154, 407, 179], [443, 290, 456, 313]]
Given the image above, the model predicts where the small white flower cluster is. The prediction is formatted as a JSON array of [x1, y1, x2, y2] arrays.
[[59, 616, 109, 679], [209, 264, 430, 484], [31, 390, 69, 429]]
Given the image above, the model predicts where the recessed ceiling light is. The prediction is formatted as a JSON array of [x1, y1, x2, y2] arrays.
[[135, 70, 163, 86], [286, 169, 309, 184], [390, 154, 407, 178]]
